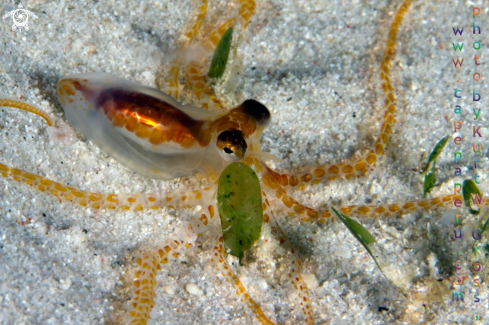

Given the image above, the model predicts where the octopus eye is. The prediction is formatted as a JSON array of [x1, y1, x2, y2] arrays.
[[217, 130, 247, 161], [242, 99, 270, 125]]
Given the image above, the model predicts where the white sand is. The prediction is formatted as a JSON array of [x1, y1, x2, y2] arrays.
[[1, 0, 489, 324]]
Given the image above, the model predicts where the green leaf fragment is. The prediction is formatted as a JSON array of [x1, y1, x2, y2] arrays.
[[208, 27, 233, 79], [482, 218, 489, 234], [480, 209, 489, 235], [331, 207, 382, 269], [423, 171, 436, 197], [422, 135, 449, 173], [422, 136, 449, 197], [462, 179, 482, 215], [332, 207, 412, 293], [218, 162, 263, 263]]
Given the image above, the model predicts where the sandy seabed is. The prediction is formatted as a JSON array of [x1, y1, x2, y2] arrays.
[[1, 0, 489, 324]]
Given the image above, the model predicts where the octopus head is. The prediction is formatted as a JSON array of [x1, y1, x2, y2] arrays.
[[215, 99, 271, 163]]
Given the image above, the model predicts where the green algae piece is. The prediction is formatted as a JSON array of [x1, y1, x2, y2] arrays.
[[331, 207, 381, 269], [423, 135, 449, 173], [423, 171, 436, 197], [423, 136, 449, 197], [462, 179, 482, 215], [218, 162, 262, 263], [480, 210, 489, 235], [332, 207, 411, 293], [208, 27, 233, 79]]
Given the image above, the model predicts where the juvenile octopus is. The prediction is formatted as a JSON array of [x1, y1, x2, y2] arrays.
[[0, 0, 474, 324]]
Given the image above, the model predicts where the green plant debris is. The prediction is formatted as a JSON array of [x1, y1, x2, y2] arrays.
[[208, 27, 233, 79], [462, 179, 482, 215], [423, 171, 436, 197], [332, 207, 413, 292], [422, 136, 449, 197], [482, 213, 489, 235], [422, 135, 449, 173], [217, 162, 263, 263], [331, 207, 382, 269]]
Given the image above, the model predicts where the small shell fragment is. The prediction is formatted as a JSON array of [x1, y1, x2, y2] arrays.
[[186, 283, 203, 296]]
